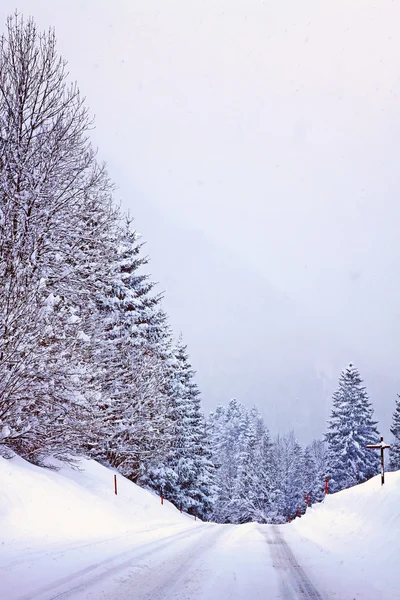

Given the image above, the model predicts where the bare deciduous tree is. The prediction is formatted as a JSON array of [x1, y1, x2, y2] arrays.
[[0, 14, 116, 461]]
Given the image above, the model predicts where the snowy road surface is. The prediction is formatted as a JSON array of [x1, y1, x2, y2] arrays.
[[2, 522, 315, 600], [263, 527, 324, 600], [3, 521, 378, 600]]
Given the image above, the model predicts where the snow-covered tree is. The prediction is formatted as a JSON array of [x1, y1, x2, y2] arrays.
[[159, 337, 213, 519], [209, 398, 248, 522], [325, 364, 380, 492], [304, 439, 326, 503], [389, 395, 400, 470], [232, 407, 275, 523], [209, 400, 278, 524], [88, 216, 174, 481], [0, 14, 115, 461], [273, 432, 305, 520]]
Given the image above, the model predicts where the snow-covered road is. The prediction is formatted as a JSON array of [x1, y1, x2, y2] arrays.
[[2, 457, 398, 600], [2, 522, 330, 600]]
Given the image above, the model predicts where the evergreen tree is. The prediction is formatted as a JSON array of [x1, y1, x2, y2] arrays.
[[273, 432, 305, 520], [305, 439, 327, 503], [161, 337, 213, 519], [389, 395, 400, 470], [325, 363, 380, 492], [209, 398, 248, 523], [303, 445, 321, 505], [91, 217, 172, 481], [210, 400, 279, 524], [232, 407, 275, 523]]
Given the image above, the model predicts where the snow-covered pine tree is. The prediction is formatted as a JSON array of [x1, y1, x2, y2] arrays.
[[287, 439, 305, 517], [232, 407, 275, 523], [273, 432, 305, 520], [89, 216, 173, 482], [209, 398, 249, 523], [206, 404, 226, 515], [304, 439, 326, 503], [229, 408, 254, 523], [160, 337, 213, 519], [303, 445, 319, 506], [209, 400, 280, 524], [325, 363, 380, 492], [389, 395, 400, 470]]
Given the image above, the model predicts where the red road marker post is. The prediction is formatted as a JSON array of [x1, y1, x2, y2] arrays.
[[114, 474, 118, 496], [324, 476, 329, 495], [161, 495, 164, 505]]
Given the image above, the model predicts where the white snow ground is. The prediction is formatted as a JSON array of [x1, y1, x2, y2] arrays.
[[0, 455, 399, 600]]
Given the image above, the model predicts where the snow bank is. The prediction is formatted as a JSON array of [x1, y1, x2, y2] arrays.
[[0, 455, 192, 553], [286, 470, 400, 596]]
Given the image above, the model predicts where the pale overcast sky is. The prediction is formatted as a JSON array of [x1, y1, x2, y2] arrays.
[[3, 1, 400, 441]]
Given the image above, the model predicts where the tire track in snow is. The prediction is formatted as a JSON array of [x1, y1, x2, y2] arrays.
[[261, 525, 325, 600], [1, 523, 178, 571], [128, 524, 228, 600], [16, 524, 209, 600]]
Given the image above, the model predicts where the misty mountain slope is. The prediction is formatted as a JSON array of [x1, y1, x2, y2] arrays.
[[125, 187, 397, 441], [131, 205, 353, 441]]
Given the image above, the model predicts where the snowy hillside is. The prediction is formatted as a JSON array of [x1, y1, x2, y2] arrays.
[[0, 456, 194, 548], [0, 456, 198, 599]]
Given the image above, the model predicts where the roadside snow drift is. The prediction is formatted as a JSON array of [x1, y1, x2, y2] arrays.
[[285, 470, 400, 597], [0, 455, 193, 551], [1, 455, 201, 600]]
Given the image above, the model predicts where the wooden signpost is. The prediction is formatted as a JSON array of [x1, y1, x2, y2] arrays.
[[366, 436, 390, 485]]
